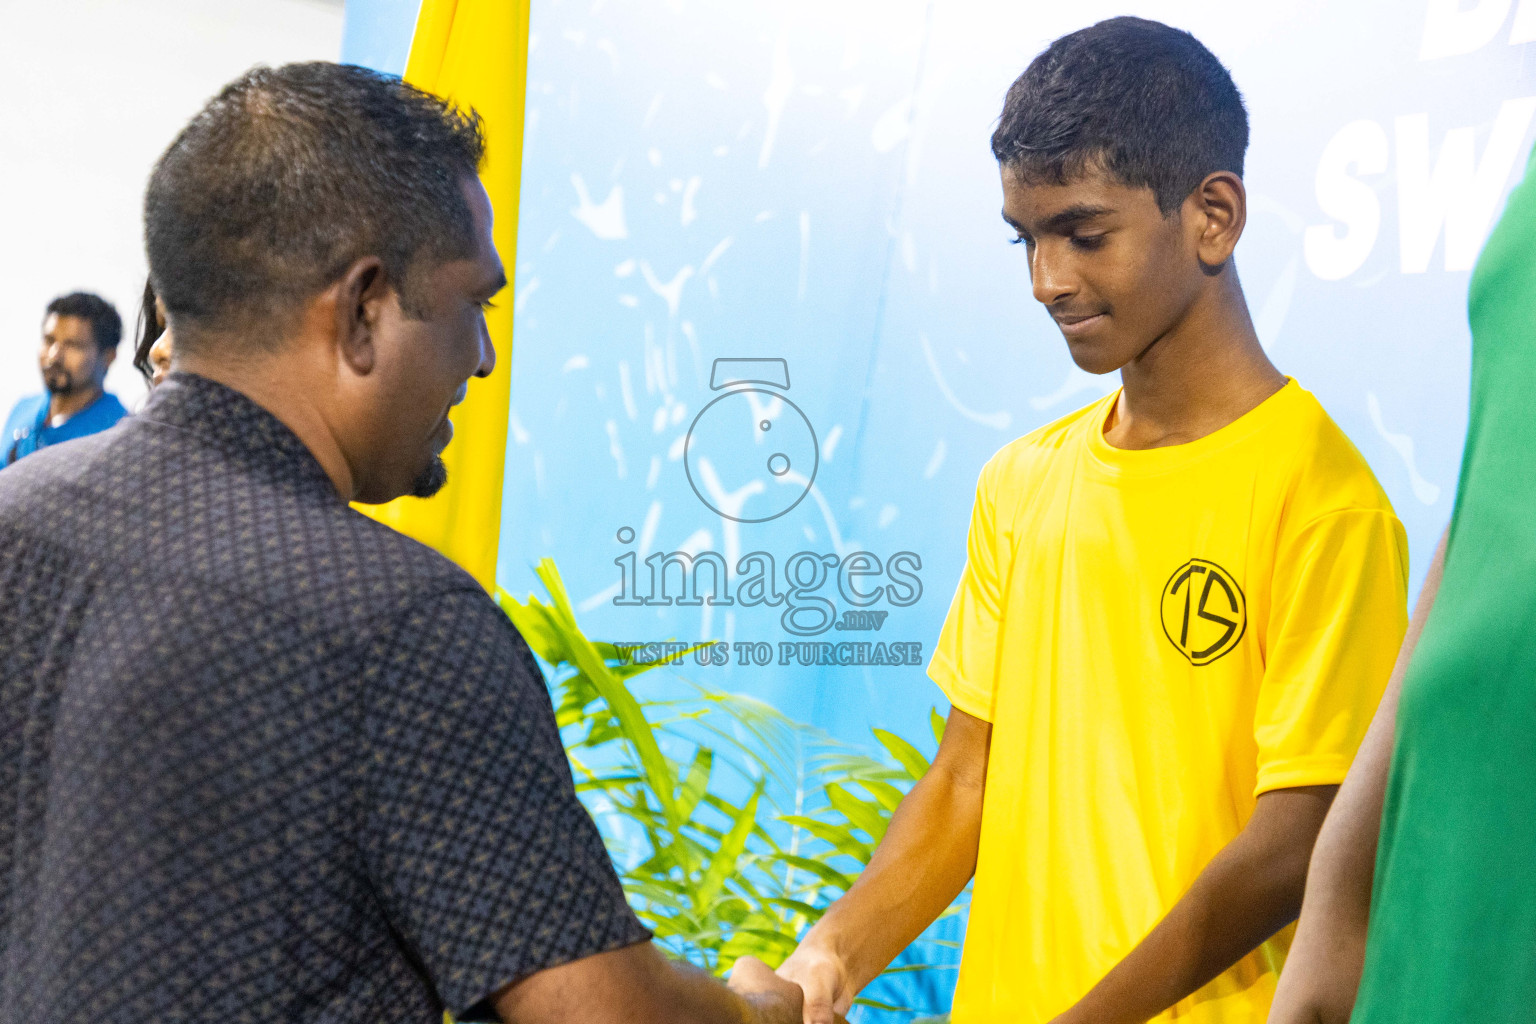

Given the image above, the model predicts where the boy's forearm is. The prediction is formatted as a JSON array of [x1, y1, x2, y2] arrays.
[[780, 706, 989, 1022], [1055, 786, 1335, 1024], [800, 760, 984, 992]]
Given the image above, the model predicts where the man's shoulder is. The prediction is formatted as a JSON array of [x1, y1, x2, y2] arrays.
[[351, 535, 534, 699], [1, 417, 483, 621], [337, 507, 490, 602], [4, 393, 46, 431], [371, 570, 523, 661], [93, 391, 129, 422], [234, 487, 492, 629], [0, 419, 115, 495]]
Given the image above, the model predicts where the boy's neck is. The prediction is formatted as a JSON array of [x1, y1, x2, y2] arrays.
[[1104, 273, 1285, 451]]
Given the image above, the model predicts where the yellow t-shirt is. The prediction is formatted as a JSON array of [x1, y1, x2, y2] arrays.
[[929, 380, 1408, 1023]]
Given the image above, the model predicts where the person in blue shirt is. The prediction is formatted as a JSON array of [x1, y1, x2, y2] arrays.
[[4, 291, 128, 466]]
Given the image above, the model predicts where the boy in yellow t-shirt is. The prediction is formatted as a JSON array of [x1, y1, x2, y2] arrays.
[[773, 16, 1408, 1024]]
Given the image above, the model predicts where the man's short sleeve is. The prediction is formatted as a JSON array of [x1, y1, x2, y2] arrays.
[[360, 587, 650, 1018], [1254, 508, 1409, 795], [928, 461, 1005, 722]]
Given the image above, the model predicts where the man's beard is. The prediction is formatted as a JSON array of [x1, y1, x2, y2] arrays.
[[409, 456, 449, 498], [42, 367, 74, 395]]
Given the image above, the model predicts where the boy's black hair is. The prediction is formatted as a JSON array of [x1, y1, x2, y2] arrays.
[[145, 62, 485, 346], [992, 17, 1248, 215], [44, 292, 123, 351]]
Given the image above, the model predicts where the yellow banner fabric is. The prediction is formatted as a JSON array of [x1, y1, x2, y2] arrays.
[[353, 0, 531, 592]]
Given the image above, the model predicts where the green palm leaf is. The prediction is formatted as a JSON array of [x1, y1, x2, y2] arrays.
[[873, 727, 931, 781]]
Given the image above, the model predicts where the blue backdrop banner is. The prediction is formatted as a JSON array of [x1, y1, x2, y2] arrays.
[[439, 0, 1531, 745], [343, 0, 1536, 1014]]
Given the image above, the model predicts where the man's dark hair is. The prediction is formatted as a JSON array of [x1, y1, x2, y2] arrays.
[[991, 17, 1248, 215], [132, 278, 164, 380], [145, 62, 485, 344], [45, 292, 123, 351]]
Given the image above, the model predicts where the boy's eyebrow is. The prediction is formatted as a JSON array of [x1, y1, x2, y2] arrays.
[[1038, 204, 1114, 234], [1000, 204, 1115, 235]]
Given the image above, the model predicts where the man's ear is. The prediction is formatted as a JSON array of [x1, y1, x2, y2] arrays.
[[1191, 170, 1246, 269], [335, 256, 389, 375], [101, 346, 116, 370]]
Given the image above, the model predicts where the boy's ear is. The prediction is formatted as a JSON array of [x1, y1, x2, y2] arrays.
[[333, 256, 388, 375], [1191, 171, 1246, 269]]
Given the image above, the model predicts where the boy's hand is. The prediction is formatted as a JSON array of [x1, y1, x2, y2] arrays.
[[775, 942, 854, 1024]]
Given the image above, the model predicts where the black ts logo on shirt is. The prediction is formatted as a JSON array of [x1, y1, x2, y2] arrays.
[[1160, 559, 1247, 666]]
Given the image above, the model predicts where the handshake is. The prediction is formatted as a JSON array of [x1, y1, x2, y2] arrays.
[[730, 942, 852, 1024]]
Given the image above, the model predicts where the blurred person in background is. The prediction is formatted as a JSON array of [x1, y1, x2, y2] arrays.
[[3, 291, 127, 465], [132, 279, 173, 386]]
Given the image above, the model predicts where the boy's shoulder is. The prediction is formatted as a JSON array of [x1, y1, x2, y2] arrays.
[[979, 391, 1114, 492], [973, 382, 1397, 521], [1271, 384, 1398, 519]]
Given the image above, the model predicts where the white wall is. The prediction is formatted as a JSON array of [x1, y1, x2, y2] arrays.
[[0, 0, 343, 418]]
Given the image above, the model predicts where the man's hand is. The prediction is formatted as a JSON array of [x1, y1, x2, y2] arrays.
[[495, 941, 813, 1024], [728, 955, 832, 1024], [775, 940, 854, 1024]]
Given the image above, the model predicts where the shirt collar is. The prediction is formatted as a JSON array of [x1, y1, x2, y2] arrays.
[[42, 389, 117, 431], [140, 372, 338, 497]]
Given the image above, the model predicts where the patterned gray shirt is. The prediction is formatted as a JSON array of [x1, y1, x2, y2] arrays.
[[0, 373, 648, 1024]]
